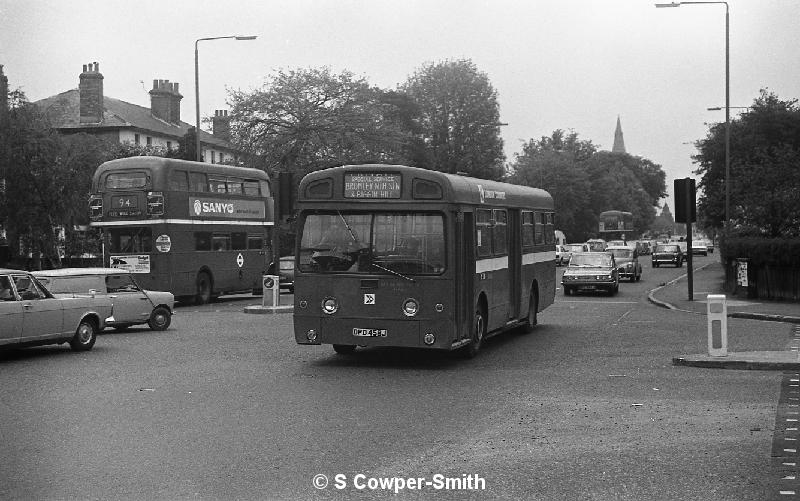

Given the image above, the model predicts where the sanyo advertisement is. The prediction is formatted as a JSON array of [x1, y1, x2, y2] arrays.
[[190, 198, 266, 220]]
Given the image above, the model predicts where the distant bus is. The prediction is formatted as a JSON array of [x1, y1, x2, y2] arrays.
[[598, 210, 634, 241], [89, 157, 274, 303], [293, 164, 556, 357]]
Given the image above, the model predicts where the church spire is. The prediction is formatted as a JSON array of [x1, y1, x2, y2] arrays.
[[612, 115, 626, 154]]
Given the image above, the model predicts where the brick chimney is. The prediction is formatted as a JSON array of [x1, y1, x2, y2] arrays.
[[212, 110, 231, 141], [79, 62, 104, 124], [149, 79, 183, 124]]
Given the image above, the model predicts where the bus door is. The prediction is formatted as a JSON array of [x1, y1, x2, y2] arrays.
[[508, 209, 521, 320], [456, 210, 473, 343]]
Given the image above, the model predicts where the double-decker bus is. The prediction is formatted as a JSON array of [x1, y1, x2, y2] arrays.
[[293, 164, 555, 357], [89, 157, 274, 303], [598, 210, 634, 242]]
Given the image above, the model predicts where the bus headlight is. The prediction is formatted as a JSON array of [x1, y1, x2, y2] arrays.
[[402, 298, 419, 317], [322, 297, 339, 315]]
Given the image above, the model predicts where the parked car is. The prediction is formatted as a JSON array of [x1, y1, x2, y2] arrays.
[[34, 268, 174, 331], [561, 252, 619, 296], [267, 256, 295, 293], [652, 244, 684, 268], [555, 245, 564, 266], [561, 243, 590, 265], [690, 240, 708, 256], [635, 240, 651, 255], [607, 246, 642, 282], [0, 269, 113, 351], [705, 239, 715, 253]]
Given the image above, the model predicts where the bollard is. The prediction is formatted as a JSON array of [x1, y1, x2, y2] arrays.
[[262, 275, 280, 308], [707, 294, 728, 357]]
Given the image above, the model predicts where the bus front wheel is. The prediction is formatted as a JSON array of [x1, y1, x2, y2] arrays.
[[465, 305, 485, 358], [195, 271, 212, 305]]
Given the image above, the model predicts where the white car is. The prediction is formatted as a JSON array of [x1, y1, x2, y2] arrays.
[[0, 269, 113, 351], [34, 268, 174, 331]]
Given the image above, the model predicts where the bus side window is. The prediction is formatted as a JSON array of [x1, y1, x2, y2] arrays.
[[169, 170, 188, 191], [248, 235, 264, 250], [534, 212, 544, 245], [231, 232, 247, 250], [189, 172, 207, 192], [522, 211, 534, 249], [212, 233, 231, 251], [243, 180, 260, 196], [545, 213, 555, 244], [208, 177, 227, 194], [476, 209, 492, 257], [195, 232, 211, 251], [227, 178, 243, 194], [493, 209, 507, 256]]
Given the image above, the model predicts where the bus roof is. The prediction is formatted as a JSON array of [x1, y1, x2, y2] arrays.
[[298, 164, 553, 209], [93, 156, 270, 181]]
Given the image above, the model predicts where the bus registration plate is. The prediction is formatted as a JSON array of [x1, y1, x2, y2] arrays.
[[353, 328, 388, 337]]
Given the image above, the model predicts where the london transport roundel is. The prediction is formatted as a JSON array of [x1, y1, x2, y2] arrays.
[[263, 276, 274, 289], [236, 253, 244, 268]]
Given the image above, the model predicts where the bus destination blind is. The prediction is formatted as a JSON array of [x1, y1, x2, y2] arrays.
[[344, 173, 401, 199]]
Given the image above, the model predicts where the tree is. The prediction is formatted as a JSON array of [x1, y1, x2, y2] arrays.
[[694, 89, 800, 237], [507, 130, 597, 241], [227, 67, 410, 178], [508, 130, 666, 242], [402, 59, 505, 180]]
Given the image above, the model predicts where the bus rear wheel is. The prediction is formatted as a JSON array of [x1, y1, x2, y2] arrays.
[[524, 289, 538, 332], [195, 271, 212, 305]]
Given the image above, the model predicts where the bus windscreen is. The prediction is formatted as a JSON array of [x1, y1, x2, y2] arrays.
[[298, 212, 445, 275]]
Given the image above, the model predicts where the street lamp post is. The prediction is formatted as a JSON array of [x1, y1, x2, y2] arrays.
[[194, 35, 257, 163], [655, 1, 730, 231]]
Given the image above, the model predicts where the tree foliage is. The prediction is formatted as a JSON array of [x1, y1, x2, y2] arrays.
[[227, 67, 410, 178], [508, 130, 666, 242], [402, 59, 505, 180], [694, 89, 800, 237]]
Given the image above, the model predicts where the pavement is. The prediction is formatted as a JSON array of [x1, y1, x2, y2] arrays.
[[648, 257, 800, 370]]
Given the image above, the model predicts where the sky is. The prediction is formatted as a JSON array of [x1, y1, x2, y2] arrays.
[[2, 0, 798, 212]]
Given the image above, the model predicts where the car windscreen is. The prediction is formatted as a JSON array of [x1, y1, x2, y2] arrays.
[[655, 245, 678, 253], [608, 249, 633, 259], [569, 254, 612, 267]]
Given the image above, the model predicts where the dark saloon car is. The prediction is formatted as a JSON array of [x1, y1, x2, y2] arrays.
[[606, 246, 642, 282], [652, 244, 683, 268], [561, 252, 619, 296]]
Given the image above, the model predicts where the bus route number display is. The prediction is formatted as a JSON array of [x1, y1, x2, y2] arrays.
[[344, 173, 401, 199]]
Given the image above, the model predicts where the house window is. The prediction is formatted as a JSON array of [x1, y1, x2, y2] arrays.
[[146, 136, 152, 146], [211, 151, 216, 164], [134, 134, 140, 145], [166, 141, 172, 150]]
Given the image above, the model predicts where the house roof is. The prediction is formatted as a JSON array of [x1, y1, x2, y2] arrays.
[[34, 89, 234, 151]]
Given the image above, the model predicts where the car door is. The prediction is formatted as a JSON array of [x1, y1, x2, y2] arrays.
[[13, 274, 65, 341], [0, 274, 23, 345], [105, 273, 151, 324]]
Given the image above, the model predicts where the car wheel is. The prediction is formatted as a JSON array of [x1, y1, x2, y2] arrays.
[[464, 305, 485, 358], [563, 285, 571, 296], [195, 271, 212, 305], [333, 344, 356, 354], [70, 319, 97, 351], [148, 306, 172, 331]]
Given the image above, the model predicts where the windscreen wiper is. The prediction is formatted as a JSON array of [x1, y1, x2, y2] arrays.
[[371, 262, 415, 282]]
